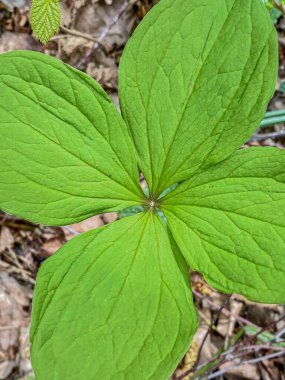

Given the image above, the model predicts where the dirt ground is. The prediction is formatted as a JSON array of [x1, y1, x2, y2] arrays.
[[0, 1, 285, 379]]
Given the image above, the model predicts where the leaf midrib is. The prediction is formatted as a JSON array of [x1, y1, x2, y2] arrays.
[[0, 70, 141, 195], [0, 79, 140, 200], [155, 0, 238, 192]]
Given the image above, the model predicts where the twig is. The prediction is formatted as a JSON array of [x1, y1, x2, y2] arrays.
[[176, 289, 269, 379], [192, 290, 259, 328], [256, 351, 267, 380], [178, 320, 285, 380], [176, 296, 231, 380], [205, 351, 285, 380], [272, 0, 285, 17], [58, 26, 105, 47], [234, 344, 285, 353], [0, 220, 34, 230], [253, 315, 285, 341], [5, 247, 22, 268], [275, 327, 285, 342], [249, 131, 285, 142], [188, 342, 285, 380], [260, 360, 275, 380], [197, 296, 231, 365], [63, 226, 79, 236], [0, 259, 35, 285], [225, 301, 243, 349], [76, 0, 138, 70]]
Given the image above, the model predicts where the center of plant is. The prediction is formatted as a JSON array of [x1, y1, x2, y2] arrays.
[[146, 195, 158, 211]]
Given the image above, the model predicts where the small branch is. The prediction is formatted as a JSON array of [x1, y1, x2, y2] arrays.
[[195, 296, 231, 368], [205, 350, 285, 380], [63, 226, 79, 236], [235, 344, 285, 354], [0, 220, 34, 230], [272, 0, 285, 17], [76, 0, 139, 70], [177, 295, 231, 380], [177, 312, 285, 380], [0, 259, 35, 285], [190, 343, 285, 379], [224, 301, 243, 349], [192, 290, 259, 328], [59, 26, 104, 45], [249, 130, 285, 142], [275, 326, 285, 342], [253, 315, 285, 341]]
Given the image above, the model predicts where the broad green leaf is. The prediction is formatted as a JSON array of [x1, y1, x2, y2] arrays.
[[119, 0, 277, 194], [162, 148, 285, 304], [0, 51, 142, 225], [30, 0, 61, 44], [30, 212, 198, 380]]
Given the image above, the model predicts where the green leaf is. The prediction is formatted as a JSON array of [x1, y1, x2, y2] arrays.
[[280, 81, 285, 93], [162, 148, 285, 304], [119, 0, 277, 194], [118, 204, 145, 218], [30, 0, 61, 44], [270, 7, 282, 23], [244, 325, 285, 346], [30, 212, 198, 380], [0, 51, 142, 225]]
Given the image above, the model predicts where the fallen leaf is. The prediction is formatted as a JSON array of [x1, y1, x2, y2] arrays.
[[0, 226, 14, 253]]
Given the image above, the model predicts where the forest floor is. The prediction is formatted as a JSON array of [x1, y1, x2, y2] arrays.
[[0, 1, 285, 379]]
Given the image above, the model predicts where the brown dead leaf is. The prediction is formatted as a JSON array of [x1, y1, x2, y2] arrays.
[[0, 273, 31, 379], [41, 238, 63, 256], [101, 212, 117, 224], [0, 226, 14, 253], [194, 323, 213, 363], [174, 339, 199, 379], [73, 0, 136, 48], [0, 0, 25, 11], [57, 36, 92, 66], [86, 63, 118, 89], [223, 363, 260, 380], [64, 215, 104, 241], [18, 326, 33, 375], [70, 215, 103, 233], [0, 361, 16, 379], [0, 32, 42, 53]]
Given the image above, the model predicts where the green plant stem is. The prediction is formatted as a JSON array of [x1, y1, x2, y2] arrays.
[[257, 110, 285, 128], [261, 116, 285, 127], [272, 0, 285, 17], [265, 110, 285, 118]]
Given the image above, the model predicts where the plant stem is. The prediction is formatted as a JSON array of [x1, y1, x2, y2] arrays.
[[272, 0, 285, 17], [59, 26, 104, 46], [264, 110, 285, 118], [192, 296, 231, 372], [260, 116, 285, 127], [205, 350, 285, 380], [76, 0, 139, 70], [250, 131, 285, 141], [192, 290, 259, 328]]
